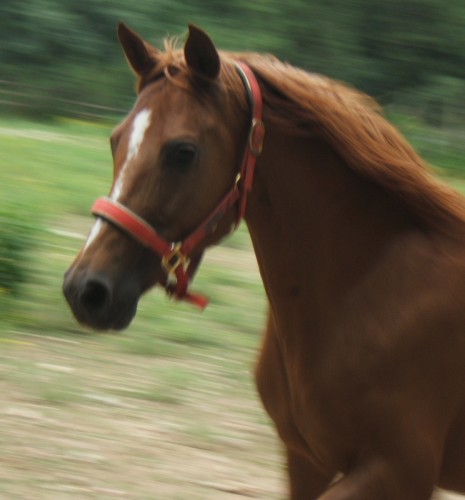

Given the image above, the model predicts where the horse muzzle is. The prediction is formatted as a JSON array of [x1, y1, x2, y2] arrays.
[[63, 265, 140, 331]]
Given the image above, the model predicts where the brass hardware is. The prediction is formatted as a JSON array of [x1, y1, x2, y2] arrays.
[[161, 243, 188, 275]]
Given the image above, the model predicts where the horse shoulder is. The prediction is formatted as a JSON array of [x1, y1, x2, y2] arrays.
[[255, 311, 302, 448], [281, 229, 465, 470]]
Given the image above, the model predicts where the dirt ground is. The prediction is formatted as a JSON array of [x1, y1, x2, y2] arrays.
[[0, 329, 463, 500], [0, 329, 285, 499]]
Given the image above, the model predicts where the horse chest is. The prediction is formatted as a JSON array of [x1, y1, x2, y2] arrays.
[[255, 324, 353, 470]]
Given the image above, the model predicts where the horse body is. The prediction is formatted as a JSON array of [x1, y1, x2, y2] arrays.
[[63, 23, 465, 498], [250, 128, 465, 497]]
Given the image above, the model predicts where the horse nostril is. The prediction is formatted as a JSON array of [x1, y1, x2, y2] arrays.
[[80, 279, 111, 314]]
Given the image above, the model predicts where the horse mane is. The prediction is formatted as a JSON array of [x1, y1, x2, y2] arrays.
[[145, 42, 465, 234], [229, 53, 465, 234]]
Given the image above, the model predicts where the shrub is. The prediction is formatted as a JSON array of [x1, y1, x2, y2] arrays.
[[0, 208, 37, 296]]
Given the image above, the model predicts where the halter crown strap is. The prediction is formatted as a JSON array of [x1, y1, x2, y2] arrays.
[[235, 63, 265, 221], [91, 62, 264, 309]]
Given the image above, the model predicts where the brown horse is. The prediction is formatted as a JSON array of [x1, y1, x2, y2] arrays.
[[63, 23, 465, 499]]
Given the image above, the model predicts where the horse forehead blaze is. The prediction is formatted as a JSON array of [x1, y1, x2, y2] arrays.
[[126, 108, 152, 162], [111, 108, 152, 202]]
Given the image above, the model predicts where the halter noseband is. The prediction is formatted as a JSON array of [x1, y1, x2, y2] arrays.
[[91, 62, 264, 309]]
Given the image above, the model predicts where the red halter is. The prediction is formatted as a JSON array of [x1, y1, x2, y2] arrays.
[[91, 62, 264, 309]]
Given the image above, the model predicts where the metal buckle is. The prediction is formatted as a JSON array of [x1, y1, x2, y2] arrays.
[[161, 243, 188, 276], [248, 119, 265, 155]]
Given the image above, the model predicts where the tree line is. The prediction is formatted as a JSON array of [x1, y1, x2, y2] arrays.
[[1, 0, 464, 124]]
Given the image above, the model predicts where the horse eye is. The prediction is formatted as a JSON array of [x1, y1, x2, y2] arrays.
[[165, 142, 198, 170]]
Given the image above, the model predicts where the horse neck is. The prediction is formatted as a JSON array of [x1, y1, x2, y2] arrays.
[[245, 127, 413, 320]]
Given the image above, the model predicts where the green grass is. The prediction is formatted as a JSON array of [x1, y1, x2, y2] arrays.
[[0, 118, 112, 215], [1, 113, 465, 360], [1, 114, 465, 347], [387, 110, 465, 178]]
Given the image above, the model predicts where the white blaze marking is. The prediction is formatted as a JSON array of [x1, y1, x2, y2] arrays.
[[84, 108, 152, 250], [84, 219, 103, 250], [111, 108, 152, 202]]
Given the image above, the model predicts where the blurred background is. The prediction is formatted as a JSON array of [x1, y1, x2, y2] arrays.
[[1, 1, 465, 498], [2, 0, 465, 123]]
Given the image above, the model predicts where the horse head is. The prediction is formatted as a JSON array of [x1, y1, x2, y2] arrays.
[[63, 24, 257, 330]]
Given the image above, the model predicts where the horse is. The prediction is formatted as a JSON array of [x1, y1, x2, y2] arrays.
[[63, 23, 465, 499]]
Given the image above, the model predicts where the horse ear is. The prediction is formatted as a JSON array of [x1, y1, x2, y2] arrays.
[[184, 24, 220, 79], [117, 22, 157, 76]]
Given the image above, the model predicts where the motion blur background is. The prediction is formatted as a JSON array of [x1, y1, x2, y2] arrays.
[[1, 1, 465, 498], [2, 0, 465, 122]]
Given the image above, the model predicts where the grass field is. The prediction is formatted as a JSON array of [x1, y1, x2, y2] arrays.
[[1, 115, 465, 499]]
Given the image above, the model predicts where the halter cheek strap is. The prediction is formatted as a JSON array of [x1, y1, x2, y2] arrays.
[[91, 62, 264, 309]]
